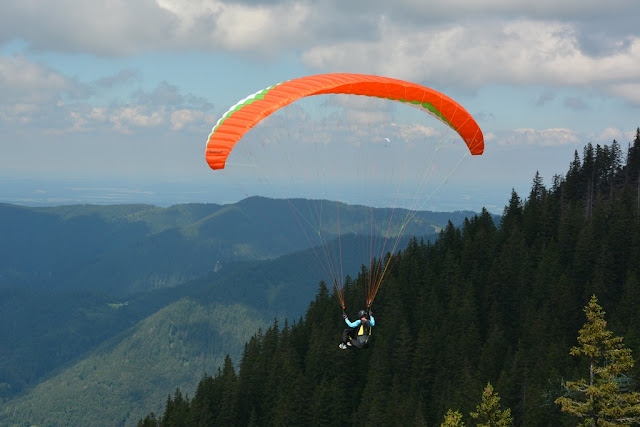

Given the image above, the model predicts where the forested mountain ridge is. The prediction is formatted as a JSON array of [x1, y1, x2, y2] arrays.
[[0, 197, 476, 424], [142, 131, 640, 425], [0, 198, 476, 296], [2, 299, 267, 426]]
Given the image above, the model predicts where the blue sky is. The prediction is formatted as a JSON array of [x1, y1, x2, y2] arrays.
[[1, 0, 640, 213]]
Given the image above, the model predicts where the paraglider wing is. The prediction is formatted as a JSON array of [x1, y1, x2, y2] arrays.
[[205, 73, 484, 170]]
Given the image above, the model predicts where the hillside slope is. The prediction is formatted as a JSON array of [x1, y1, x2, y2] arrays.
[[0, 197, 476, 296], [0, 196, 483, 422], [1, 299, 266, 426]]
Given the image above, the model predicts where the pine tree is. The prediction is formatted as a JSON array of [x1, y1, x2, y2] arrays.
[[564, 149, 583, 206], [555, 295, 640, 425], [185, 374, 215, 425], [630, 128, 640, 219], [626, 128, 640, 187], [469, 383, 512, 426], [136, 412, 159, 427], [500, 189, 523, 237], [161, 388, 189, 427], [214, 355, 238, 426], [522, 171, 545, 245], [235, 333, 263, 425], [441, 409, 465, 426], [583, 143, 596, 221]]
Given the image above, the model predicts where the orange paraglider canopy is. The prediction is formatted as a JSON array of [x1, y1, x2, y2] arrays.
[[205, 73, 484, 170]]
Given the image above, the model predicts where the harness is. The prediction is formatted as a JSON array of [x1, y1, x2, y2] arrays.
[[353, 319, 372, 348]]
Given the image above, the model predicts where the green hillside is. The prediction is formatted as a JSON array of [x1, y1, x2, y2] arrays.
[[1, 299, 267, 426], [0, 229, 433, 402], [0, 198, 474, 296], [0, 188, 491, 424]]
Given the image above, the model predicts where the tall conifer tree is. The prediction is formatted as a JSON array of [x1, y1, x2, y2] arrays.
[[441, 409, 465, 426], [556, 295, 640, 425], [469, 383, 512, 426]]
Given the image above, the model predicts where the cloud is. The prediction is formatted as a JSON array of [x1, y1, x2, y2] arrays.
[[533, 91, 555, 108], [563, 97, 590, 111], [0, 0, 316, 57], [0, 53, 213, 134], [2, 0, 640, 144], [0, 55, 92, 126], [497, 127, 637, 151], [303, 20, 640, 90], [0, 0, 176, 56], [608, 83, 640, 105], [132, 81, 187, 106], [111, 106, 165, 132], [2, 1, 640, 106], [0, 55, 75, 102], [170, 109, 205, 130], [595, 127, 625, 143], [499, 128, 581, 147], [95, 69, 140, 88], [3, 1, 638, 55]]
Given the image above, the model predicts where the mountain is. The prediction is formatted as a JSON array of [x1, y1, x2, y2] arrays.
[[0, 197, 477, 296], [137, 134, 640, 426], [1, 299, 266, 426], [0, 233, 422, 421], [0, 196, 482, 424]]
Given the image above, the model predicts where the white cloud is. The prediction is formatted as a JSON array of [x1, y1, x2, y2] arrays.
[[2, 0, 639, 148], [88, 107, 109, 122], [499, 128, 580, 147], [2, 1, 640, 105], [496, 126, 634, 150], [0, 56, 79, 125], [0, 0, 315, 56], [0, 0, 176, 56], [0, 56, 72, 102], [608, 83, 640, 105], [0, 56, 63, 88], [170, 109, 204, 130], [595, 127, 625, 143], [302, 20, 640, 98], [109, 106, 166, 133], [3, 0, 637, 57], [206, 2, 312, 53], [0, 52, 213, 134]]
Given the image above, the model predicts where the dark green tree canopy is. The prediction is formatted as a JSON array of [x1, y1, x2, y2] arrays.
[[139, 136, 640, 426]]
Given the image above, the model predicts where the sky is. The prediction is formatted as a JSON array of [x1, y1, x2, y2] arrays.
[[1, 0, 640, 214]]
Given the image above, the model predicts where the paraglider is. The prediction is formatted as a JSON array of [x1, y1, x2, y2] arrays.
[[339, 309, 375, 350], [206, 73, 483, 171], [205, 73, 484, 337]]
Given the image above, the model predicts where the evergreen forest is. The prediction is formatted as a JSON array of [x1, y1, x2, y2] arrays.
[[141, 131, 640, 425], [0, 182, 471, 423]]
